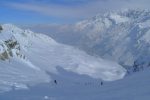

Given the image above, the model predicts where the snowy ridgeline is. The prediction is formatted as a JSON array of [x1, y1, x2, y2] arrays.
[[30, 9, 150, 70], [0, 24, 126, 93]]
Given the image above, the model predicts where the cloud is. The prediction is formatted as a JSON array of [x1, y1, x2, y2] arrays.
[[5, 0, 150, 20], [7, 2, 88, 19]]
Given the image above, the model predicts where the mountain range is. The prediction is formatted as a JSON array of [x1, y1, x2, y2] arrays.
[[30, 9, 150, 70], [1, 9, 150, 100]]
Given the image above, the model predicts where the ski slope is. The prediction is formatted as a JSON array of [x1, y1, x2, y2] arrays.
[[0, 24, 126, 92], [0, 67, 150, 100]]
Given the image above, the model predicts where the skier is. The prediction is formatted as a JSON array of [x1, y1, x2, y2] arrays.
[[101, 81, 103, 86], [54, 80, 57, 84]]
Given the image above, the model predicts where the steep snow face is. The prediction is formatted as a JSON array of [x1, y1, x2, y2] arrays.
[[42, 9, 150, 68], [77, 10, 150, 67], [109, 13, 130, 24], [0, 24, 126, 92]]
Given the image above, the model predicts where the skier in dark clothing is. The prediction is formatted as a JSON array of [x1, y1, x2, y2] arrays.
[[54, 80, 57, 84], [101, 81, 103, 86]]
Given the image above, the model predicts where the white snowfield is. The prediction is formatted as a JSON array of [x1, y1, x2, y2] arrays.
[[0, 66, 150, 100], [0, 24, 126, 92]]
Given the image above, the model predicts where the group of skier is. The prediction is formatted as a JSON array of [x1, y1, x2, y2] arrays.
[[53, 80, 103, 86]]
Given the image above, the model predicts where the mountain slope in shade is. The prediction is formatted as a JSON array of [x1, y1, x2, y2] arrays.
[[0, 24, 126, 92]]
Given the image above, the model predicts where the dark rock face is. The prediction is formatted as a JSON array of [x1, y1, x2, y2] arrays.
[[0, 25, 3, 32]]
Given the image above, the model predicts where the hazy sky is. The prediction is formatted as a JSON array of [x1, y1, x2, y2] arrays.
[[1, 0, 150, 24]]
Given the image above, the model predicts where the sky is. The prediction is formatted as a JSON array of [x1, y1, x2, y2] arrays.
[[1, 0, 150, 24]]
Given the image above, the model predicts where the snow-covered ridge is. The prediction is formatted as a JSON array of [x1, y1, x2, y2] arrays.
[[75, 9, 150, 67], [0, 24, 126, 92], [44, 9, 150, 69]]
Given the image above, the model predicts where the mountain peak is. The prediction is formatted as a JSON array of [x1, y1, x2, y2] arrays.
[[46, 9, 150, 69]]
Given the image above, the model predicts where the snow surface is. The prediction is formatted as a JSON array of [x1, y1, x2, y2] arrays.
[[0, 66, 150, 100], [0, 24, 126, 92], [109, 13, 130, 24]]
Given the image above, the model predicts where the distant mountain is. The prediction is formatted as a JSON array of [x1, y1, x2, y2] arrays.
[[32, 9, 150, 69], [0, 24, 126, 92]]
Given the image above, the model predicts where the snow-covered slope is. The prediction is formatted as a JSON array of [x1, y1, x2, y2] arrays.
[[38, 9, 150, 69], [75, 9, 150, 68], [0, 65, 150, 100], [0, 24, 126, 92]]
